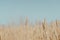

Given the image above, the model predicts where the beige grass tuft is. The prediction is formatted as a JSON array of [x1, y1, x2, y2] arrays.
[[0, 19, 60, 40]]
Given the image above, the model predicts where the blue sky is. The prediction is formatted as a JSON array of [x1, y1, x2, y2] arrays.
[[0, 0, 60, 24]]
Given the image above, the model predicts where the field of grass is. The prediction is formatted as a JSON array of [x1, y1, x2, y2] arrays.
[[0, 19, 60, 40]]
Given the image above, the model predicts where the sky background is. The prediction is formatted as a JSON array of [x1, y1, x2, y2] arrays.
[[0, 0, 60, 24]]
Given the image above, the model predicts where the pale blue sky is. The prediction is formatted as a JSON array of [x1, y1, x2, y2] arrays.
[[0, 0, 60, 24]]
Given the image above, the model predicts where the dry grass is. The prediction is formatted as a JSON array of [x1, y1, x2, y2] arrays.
[[0, 19, 60, 40]]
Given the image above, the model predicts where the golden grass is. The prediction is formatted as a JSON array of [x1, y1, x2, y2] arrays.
[[0, 19, 60, 40]]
